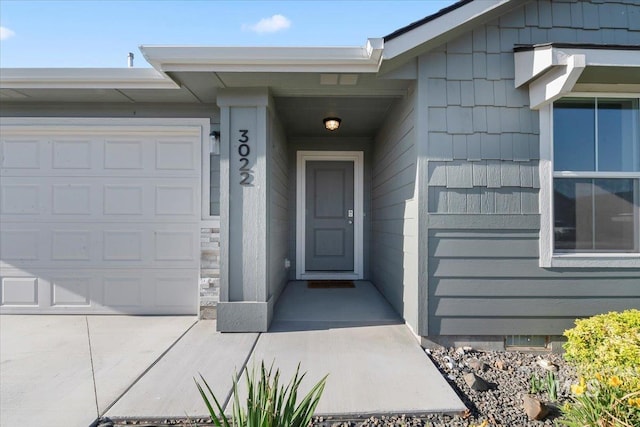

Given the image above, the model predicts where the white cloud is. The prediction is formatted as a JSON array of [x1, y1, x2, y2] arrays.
[[0, 26, 16, 41], [243, 14, 291, 34]]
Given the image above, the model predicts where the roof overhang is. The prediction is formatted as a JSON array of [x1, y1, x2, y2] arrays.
[[0, 68, 179, 90], [140, 39, 384, 73], [380, 0, 525, 74], [514, 44, 640, 110]]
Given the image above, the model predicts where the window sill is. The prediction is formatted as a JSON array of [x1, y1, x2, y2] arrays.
[[546, 253, 640, 268]]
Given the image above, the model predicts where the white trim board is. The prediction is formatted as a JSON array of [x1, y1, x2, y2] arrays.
[[295, 151, 364, 280]]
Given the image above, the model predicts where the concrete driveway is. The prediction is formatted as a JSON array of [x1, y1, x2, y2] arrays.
[[1, 282, 465, 427], [0, 315, 199, 427]]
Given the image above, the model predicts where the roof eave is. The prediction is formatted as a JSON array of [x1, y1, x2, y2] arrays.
[[140, 39, 384, 73], [0, 68, 179, 90], [380, 0, 526, 74]]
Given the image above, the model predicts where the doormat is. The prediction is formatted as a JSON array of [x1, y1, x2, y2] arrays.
[[307, 280, 355, 288]]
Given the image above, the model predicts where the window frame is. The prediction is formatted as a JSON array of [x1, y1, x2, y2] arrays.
[[539, 93, 640, 268]]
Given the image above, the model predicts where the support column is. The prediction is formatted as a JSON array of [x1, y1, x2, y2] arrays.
[[216, 88, 272, 332]]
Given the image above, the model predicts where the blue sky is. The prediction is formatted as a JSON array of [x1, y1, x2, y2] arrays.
[[0, 0, 456, 68]]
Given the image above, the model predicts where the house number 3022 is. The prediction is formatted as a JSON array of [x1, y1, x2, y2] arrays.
[[238, 129, 252, 185]]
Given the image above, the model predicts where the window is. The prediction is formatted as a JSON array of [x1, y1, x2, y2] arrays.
[[552, 97, 639, 255]]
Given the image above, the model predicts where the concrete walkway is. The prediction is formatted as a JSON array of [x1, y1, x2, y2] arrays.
[[1, 282, 465, 427]]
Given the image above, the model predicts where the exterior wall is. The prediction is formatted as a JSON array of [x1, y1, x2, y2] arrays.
[[267, 109, 289, 301], [0, 102, 222, 316], [370, 85, 419, 330], [287, 137, 373, 280], [418, 0, 640, 337]]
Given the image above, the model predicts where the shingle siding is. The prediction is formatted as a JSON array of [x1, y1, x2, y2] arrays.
[[421, 0, 640, 337], [424, 0, 640, 215]]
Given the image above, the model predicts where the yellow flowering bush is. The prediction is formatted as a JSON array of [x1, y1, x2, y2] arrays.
[[560, 310, 640, 426], [560, 376, 640, 427], [563, 309, 640, 394]]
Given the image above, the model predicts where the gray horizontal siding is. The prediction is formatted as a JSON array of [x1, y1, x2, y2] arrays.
[[371, 85, 419, 329], [268, 110, 289, 301], [427, 228, 640, 336]]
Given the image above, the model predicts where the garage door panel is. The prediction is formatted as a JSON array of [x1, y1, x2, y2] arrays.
[[104, 139, 144, 170], [51, 276, 93, 307], [0, 268, 198, 314], [2, 133, 200, 178], [0, 277, 39, 306], [1, 176, 198, 221], [0, 138, 42, 169], [103, 231, 143, 261], [52, 138, 94, 169], [0, 184, 40, 215], [0, 123, 203, 315], [1, 223, 198, 268], [0, 229, 40, 261]]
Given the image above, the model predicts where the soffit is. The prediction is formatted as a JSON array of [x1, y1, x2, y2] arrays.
[[577, 67, 640, 85], [0, 86, 202, 103], [1, 70, 412, 104], [172, 71, 412, 99], [274, 96, 398, 138]]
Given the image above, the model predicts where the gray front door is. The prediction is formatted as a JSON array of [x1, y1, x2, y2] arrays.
[[305, 161, 354, 271]]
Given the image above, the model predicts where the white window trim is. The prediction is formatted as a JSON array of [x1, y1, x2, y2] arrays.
[[539, 94, 640, 268], [295, 150, 364, 280]]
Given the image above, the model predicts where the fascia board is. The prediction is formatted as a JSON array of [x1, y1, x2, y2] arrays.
[[0, 68, 179, 89], [140, 41, 383, 73], [528, 54, 586, 110], [515, 46, 640, 87], [560, 47, 640, 67], [382, 0, 515, 60]]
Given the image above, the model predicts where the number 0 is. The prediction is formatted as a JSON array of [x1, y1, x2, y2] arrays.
[[238, 144, 250, 157]]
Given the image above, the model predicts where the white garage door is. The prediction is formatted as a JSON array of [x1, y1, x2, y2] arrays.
[[0, 120, 205, 314]]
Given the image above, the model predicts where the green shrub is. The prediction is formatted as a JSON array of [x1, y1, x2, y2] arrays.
[[563, 309, 640, 393], [560, 309, 640, 427], [558, 376, 640, 427], [195, 361, 327, 427]]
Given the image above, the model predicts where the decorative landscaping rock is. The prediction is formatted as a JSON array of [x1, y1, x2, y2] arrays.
[[467, 358, 488, 371], [113, 348, 576, 427], [522, 394, 550, 420], [494, 359, 507, 370], [463, 371, 491, 391], [537, 358, 559, 372]]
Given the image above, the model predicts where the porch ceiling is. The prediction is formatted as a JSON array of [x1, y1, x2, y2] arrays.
[[1, 68, 409, 138], [274, 96, 398, 138], [187, 70, 408, 138]]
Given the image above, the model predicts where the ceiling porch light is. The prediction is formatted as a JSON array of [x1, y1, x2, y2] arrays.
[[323, 117, 341, 131]]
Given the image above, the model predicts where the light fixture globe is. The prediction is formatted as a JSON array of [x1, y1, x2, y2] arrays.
[[323, 117, 341, 131]]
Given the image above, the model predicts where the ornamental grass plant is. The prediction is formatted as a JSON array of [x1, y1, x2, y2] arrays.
[[195, 361, 327, 427], [559, 309, 640, 427]]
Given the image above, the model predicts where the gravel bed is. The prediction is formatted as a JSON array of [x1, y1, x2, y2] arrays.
[[108, 347, 576, 427]]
